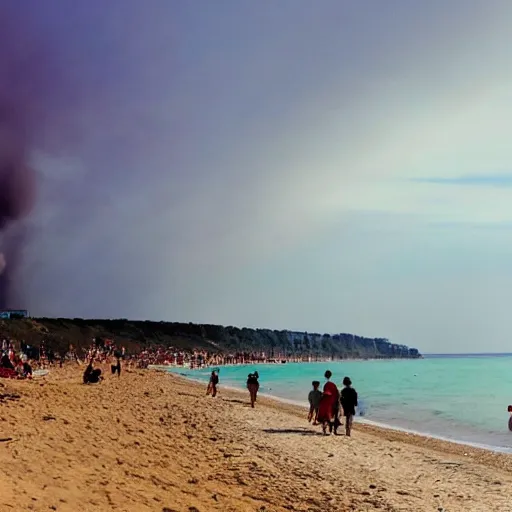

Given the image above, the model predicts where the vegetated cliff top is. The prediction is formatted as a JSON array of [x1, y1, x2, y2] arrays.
[[0, 317, 421, 359]]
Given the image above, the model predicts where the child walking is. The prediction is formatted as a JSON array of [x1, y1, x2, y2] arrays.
[[307, 381, 322, 425], [340, 376, 358, 437]]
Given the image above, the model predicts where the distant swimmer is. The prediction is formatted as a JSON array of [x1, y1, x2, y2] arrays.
[[508, 405, 512, 431]]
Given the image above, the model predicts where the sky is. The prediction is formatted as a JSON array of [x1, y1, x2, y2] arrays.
[[2, 1, 512, 353]]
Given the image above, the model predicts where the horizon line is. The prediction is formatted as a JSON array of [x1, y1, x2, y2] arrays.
[[424, 352, 512, 356]]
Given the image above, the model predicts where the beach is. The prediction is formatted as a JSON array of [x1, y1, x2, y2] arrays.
[[1, 368, 512, 511], [185, 358, 512, 450]]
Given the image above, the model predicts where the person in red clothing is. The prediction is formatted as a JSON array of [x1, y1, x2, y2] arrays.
[[316, 370, 340, 435]]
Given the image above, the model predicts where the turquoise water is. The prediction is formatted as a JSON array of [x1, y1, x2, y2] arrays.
[[171, 355, 512, 452]]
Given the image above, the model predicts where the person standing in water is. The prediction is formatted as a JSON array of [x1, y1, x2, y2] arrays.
[[317, 370, 340, 435], [340, 376, 358, 437], [247, 371, 259, 408]]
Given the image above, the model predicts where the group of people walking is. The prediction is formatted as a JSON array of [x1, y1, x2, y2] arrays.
[[308, 370, 358, 436], [206, 369, 261, 408], [206, 368, 357, 436]]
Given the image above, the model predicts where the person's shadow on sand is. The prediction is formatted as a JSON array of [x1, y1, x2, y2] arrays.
[[263, 428, 323, 436], [224, 398, 247, 405]]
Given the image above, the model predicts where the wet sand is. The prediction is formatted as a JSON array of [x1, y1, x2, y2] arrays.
[[0, 366, 512, 511]]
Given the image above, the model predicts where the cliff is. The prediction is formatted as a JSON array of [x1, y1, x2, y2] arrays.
[[0, 317, 421, 359]]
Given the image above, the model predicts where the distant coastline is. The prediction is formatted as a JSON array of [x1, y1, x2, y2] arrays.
[[424, 353, 512, 358], [0, 316, 421, 360]]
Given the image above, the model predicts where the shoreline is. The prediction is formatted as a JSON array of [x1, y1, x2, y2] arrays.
[[162, 367, 512, 456], [2, 365, 512, 511], [172, 371, 512, 462]]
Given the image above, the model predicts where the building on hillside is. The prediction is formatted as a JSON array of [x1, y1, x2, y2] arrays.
[[0, 309, 29, 319]]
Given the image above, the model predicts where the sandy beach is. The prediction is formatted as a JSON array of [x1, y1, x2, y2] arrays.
[[1, 367, 512, 512]]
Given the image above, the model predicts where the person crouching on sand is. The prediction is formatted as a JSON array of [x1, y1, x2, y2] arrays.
[[206, 370, 219, 397], [340, 376, 358, 437], [307, 381, 322, 425], [247, 371, 259, 408], [83, 353, 103, 384]]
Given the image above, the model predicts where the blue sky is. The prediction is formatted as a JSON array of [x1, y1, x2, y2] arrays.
[[2, 1, 512, 353]]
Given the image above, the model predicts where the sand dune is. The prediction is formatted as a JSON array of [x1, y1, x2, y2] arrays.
[[0, 366, 512, 511]]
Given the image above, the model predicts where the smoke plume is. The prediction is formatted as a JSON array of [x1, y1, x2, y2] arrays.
[[0, 2, 90, 309], [0, 10, 41, 308], [0, 4, 92, 308], [0, 1, 175, 314]]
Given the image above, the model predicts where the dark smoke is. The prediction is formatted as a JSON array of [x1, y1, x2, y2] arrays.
[[0, 166, 36, 308], [0, 1, 175, 313], [0, 6, 63, 308]]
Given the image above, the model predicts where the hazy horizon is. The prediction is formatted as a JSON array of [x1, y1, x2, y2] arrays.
[[2, 1, 512, 354]]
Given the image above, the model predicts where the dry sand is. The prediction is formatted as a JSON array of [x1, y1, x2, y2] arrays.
[[0, 366, 512, 512]]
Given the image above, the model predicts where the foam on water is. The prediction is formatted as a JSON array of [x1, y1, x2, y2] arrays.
[[165, 356, 512, 453]]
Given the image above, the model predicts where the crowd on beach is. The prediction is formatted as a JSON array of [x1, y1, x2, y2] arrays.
[[0, 336, 126, 382], [0, 336, 224, 380], [1, 334, 358, 437], [134, 346, 203, 368], [3, 338, 317, 372], [0, 335, 222, 383], [132, 346, 292, 369], [0, 339, 33, 379]]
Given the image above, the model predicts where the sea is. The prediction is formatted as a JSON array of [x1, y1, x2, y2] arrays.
[[167, 354, 512, 453]]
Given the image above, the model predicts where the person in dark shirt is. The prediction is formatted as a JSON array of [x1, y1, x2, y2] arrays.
[[307, 381, 322, 425], [246, 371, 259, 408], [0, 353, 14, 370], [20, 355, 32, 378], [206, 370, 219, 397], [340, 376, 358, 437], [111, 351, 122, 377], [22, 361, 32, 377]]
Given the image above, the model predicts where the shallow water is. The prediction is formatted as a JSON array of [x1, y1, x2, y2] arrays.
[[169, 355, 512, 452]]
